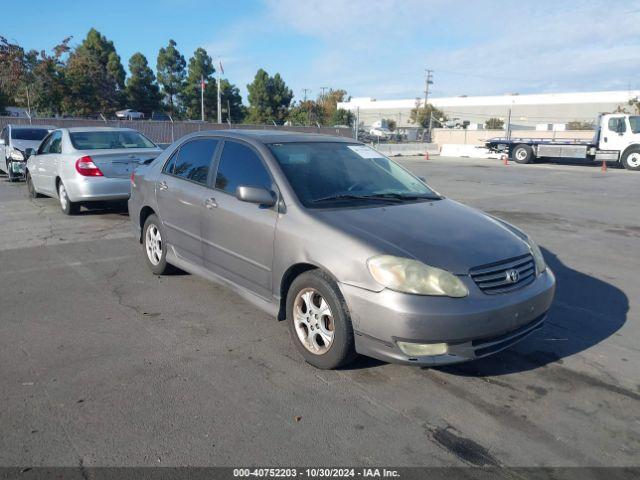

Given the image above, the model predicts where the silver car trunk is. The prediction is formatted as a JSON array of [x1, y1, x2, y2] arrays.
[[84, 149, 162, 178]]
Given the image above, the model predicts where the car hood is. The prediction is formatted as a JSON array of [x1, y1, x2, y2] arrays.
[[313, 199, 531, 274], [11, 139, 43, 152]]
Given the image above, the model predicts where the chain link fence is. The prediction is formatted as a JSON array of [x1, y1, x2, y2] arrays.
[[0, 117, 355, 144]]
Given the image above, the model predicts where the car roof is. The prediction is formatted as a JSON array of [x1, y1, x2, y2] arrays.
[[62, 127, 139, 133], [186, 129, 357, 144], [7, 124, 56, 130]]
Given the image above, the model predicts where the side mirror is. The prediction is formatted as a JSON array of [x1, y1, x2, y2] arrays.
[[236, 185, 276, 207], [9, 149, 25, 161], [25, 148, 36, 159]]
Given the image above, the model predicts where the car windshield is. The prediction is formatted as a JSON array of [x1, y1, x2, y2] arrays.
[[268, 142, 440, 208], [11, 128, 49, 141], [69, 130, 156, 150], [629, 116, 640, 134]]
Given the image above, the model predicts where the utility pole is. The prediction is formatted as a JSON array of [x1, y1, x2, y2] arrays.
[[424, 69, 434, 111], [424, 69, 434, 141], [301, 88, 311, 102], [227, 99, 231, 125], [200, 76, 205, 122], [216, 63, 222, 124], [320, 86, 329, 101]]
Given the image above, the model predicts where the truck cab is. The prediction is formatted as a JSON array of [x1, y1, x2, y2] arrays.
[[597, 114, 640, 169]]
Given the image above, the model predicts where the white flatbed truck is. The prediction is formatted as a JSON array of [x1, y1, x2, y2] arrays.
[[485, 114, 640, 171]]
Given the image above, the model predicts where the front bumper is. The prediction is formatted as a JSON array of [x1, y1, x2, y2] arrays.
[[65, 176, 131, 202], [340, 269, 555, 366], [9, 160, 26, 177]]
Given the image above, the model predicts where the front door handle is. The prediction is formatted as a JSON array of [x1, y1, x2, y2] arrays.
[[158, 181, 168, 191], [204, 197, 218, 209]]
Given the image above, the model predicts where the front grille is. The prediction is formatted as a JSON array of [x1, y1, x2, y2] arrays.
[[470, 254, 535, 294]]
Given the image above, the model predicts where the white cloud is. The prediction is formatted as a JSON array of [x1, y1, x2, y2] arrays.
[[261, 0, 640, 99]]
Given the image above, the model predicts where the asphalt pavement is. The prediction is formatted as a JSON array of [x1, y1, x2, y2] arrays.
[[0, 156, 638, 467]]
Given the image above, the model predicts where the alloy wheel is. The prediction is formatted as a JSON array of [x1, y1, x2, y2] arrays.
[[293, 288, 335, 355], [145, 223, 163, 266]]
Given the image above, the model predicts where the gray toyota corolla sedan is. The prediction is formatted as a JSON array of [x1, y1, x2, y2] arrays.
[[129, 130, 555, 369]]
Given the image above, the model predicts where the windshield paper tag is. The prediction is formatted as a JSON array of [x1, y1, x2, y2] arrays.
[[348, 145, 384, 158]]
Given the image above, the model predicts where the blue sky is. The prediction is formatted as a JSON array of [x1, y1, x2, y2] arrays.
[[3, 0, 640, 103]]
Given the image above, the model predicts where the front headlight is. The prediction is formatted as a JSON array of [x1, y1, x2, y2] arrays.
[[9, 149, 25, 161], [529, 238, 546, 275], [367, 255, 468, 297]]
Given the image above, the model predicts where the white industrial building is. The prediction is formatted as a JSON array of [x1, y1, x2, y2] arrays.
[[338, 90, 640, 130]]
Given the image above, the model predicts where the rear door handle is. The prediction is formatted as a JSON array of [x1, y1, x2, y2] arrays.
[[204, 197, 218, 209], [158, 181, 168, 191]]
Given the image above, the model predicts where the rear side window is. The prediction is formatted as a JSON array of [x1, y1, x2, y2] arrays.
[[171, 138, 219, 185], [215, 141, 272, 195]]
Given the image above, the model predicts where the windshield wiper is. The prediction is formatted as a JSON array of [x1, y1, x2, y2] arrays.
[[367, 192, 443, 201], [311, 193, 405, 204]]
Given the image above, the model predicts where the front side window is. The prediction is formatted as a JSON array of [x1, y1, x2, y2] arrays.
[[268, 142, 438, 208], [37, 132, 56, 154], [171, 138, 219, 185], [215, 141, 272, 195], [608, 117, 626, 133], [629, 116, 640, 134], [69, 130, 156, 150], [11, 128, 50, 141], [49, 132, 62, 154]]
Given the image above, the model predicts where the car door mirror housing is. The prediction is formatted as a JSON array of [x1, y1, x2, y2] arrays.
[[25, 148, 36, 159], [236, 185, 276, 207]]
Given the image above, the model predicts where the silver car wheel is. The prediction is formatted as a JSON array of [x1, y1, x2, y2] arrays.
[[58, 183, 68, 210], [145, 223, 163, 266], [293, 288, 335, 355]]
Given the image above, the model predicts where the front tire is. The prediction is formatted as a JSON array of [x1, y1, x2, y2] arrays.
[[58, 181, 80, 215], [287, 270, 357, 369], [6, 161, 16, 182], [142, 214, 172, 275], [512, 144, 534, 164], [621, 146, 640, 171]]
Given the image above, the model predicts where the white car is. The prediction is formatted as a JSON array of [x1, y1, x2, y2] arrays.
[[369, 127, 392, 139], [116, 109, 145, 120], [25, 127, 162, 214]]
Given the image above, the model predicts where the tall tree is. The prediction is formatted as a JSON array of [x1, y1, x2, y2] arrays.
[[64, 28, 125, 115], [219, 79, 245, 123], [157, 40, 186, 116], [246, 69, 293, 124], [126, 53, 162, 116], [319, 88, 348, 125], [181, 48, 216, 120]]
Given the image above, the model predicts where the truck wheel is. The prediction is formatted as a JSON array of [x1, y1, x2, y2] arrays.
[[512, 144, 534, 164], [621, 147, 640, 171]]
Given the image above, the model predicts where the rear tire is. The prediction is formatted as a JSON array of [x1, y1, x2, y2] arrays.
[[287, 270, 357, 369], [512, 144, 534, 164], [26, 172, 42, 198], [142, 214, 172, 275], [58, 181, 80, 215], [621, 146, 640, 171]]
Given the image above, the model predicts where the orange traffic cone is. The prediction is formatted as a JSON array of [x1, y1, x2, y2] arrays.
[[424, 151, 429, 161], [601, 159, 607, 172], [502, 154, 509, 165]]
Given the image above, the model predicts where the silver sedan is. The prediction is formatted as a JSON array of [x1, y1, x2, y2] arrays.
[[25, 127, 162, 214]]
